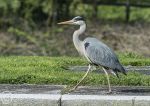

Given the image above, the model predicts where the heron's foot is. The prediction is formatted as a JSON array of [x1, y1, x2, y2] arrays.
[[68, 86, 77, 92], [61, 86, 72, 94], [61, 86, 78, 94], [105, 90, 112, 94]]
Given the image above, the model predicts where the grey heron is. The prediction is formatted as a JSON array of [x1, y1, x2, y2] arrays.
[[58, 16, 127, 93]]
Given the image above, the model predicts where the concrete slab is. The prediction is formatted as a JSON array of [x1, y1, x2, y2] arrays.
[[0, 85, 63, 106], [68, 86, 150, 96], [0, 84, 150, 106], [0, 84, 65, 94], [0, 84, 150, 95], [0, 94, 61, 106], [61, 95, 150, 106]]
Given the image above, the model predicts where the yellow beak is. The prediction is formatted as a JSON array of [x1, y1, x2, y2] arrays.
[[57, 20, 73, 25]]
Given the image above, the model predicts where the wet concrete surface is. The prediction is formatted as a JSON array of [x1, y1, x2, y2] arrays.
[[0, 84, 150, 96], [0, 84, 64, 94], [69, 86, 150, 96], [67, 66, 150, 75]]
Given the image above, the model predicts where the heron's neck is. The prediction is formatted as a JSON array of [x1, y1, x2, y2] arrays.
[[73, 23, 86, 54]]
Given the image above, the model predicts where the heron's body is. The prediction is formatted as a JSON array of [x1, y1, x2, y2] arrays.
[[58, 16, 127, 93], [73, 21, 126, 77], [84, 37, 126, 75]]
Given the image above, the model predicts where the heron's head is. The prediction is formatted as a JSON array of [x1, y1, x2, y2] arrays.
[[58, 16, 85, 26]]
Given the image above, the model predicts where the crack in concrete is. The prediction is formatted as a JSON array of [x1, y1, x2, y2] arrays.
[[58, 95, 62, 106], [132, 97, 136, 106]]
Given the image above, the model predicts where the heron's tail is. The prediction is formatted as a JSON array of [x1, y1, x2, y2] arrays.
[[121, 66, 127, 75], [113, 65, 127, 78], [116, 65, 127, 76]]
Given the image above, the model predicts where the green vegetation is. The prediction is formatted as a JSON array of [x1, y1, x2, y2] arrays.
[[0, 53, 150, 86], [97, 6, 150, 22], [0, 1, 150, 87], [0, 0, 150, 56]]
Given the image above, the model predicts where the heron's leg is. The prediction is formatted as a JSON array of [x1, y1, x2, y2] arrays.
[[70, 64, 92, 91], [102, 67, 111, 93]]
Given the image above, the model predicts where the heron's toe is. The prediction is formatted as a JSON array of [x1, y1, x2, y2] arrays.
[[105, 90, 112, 94]]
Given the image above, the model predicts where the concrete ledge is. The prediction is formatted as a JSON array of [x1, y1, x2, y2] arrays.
[[0, 94, 150, 106], [0, 94, 61, 106], [0, 85, 150, 106], [62, 95, 150, 106]]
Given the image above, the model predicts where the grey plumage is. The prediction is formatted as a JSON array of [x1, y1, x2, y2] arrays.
[[83, 37, 126, 77]]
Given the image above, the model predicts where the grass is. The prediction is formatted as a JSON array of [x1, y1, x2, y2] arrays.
[[0, 53, 150, 86]]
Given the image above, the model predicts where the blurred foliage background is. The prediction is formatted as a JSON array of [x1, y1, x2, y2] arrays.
[[0, 0, 150, 56]]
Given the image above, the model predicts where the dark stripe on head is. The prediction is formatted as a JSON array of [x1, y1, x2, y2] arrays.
[[73, 16, 84, 21]]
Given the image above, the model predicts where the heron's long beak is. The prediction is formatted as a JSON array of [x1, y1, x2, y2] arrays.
[[57, 20, 73, 25]]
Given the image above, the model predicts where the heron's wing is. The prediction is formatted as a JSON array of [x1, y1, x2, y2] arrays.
[[83, 37, 126, 74]]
